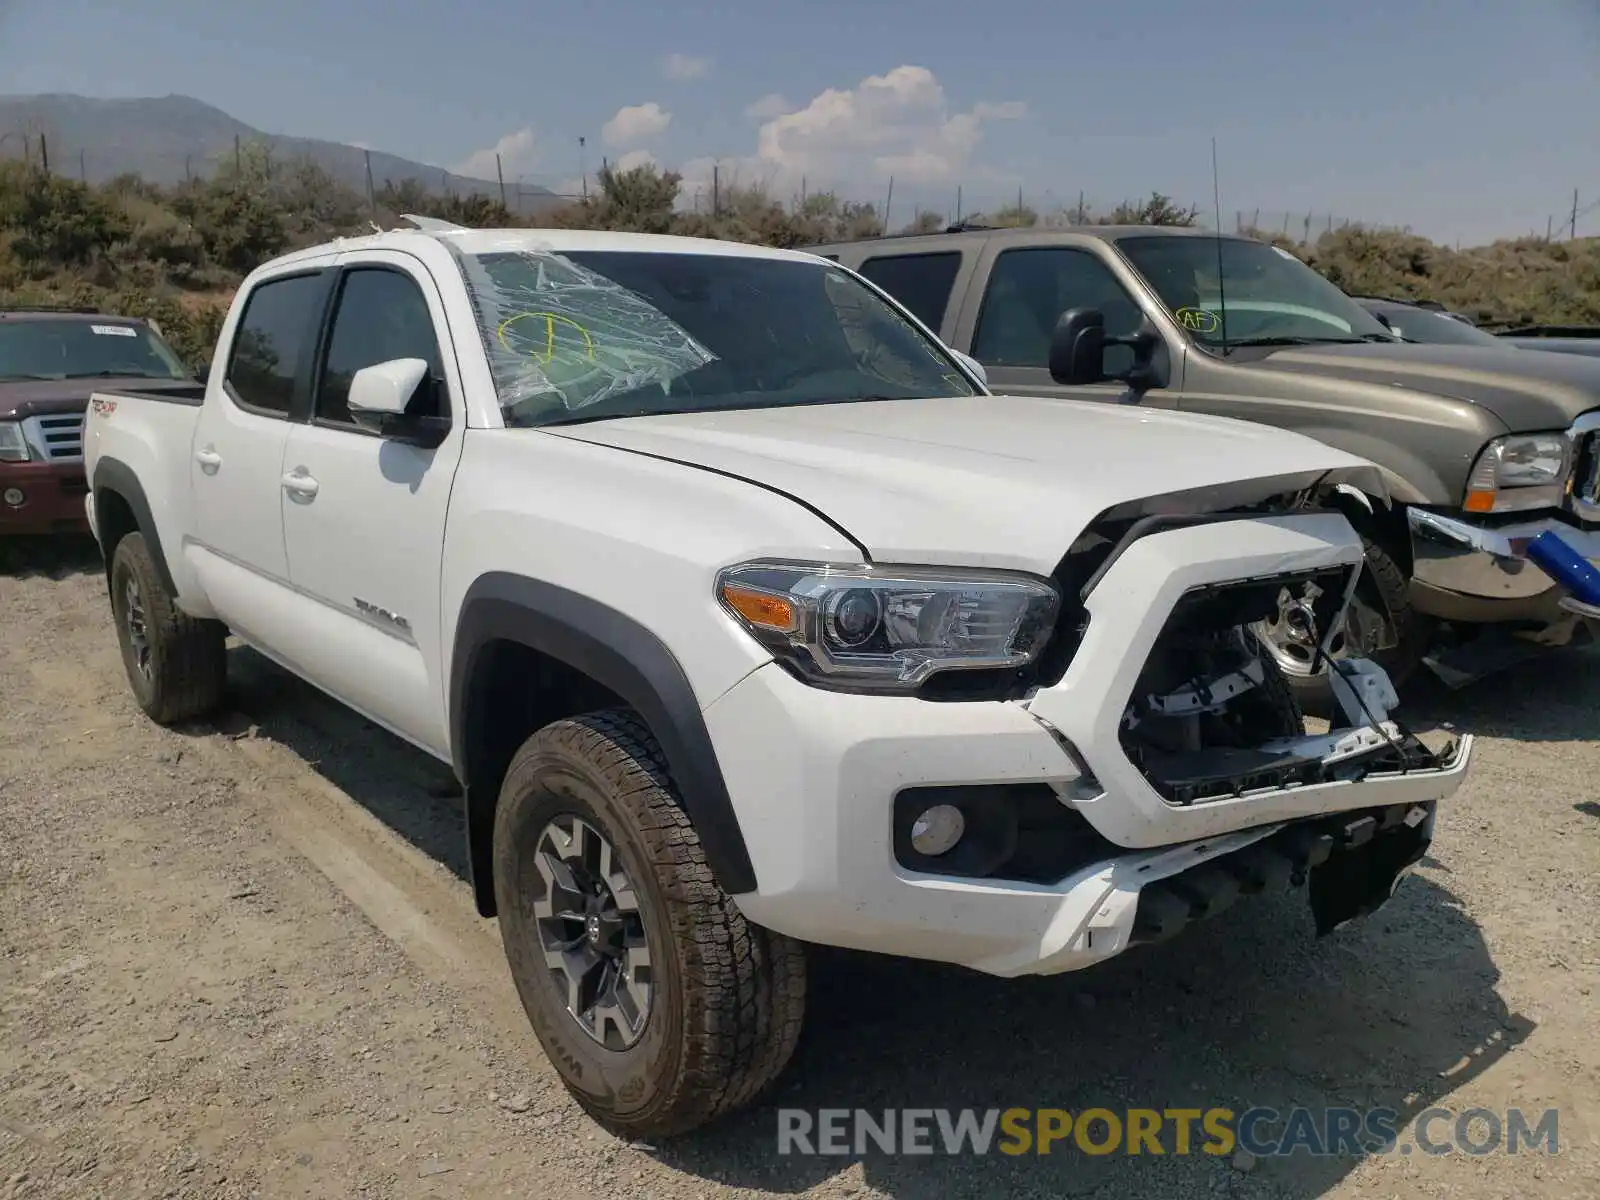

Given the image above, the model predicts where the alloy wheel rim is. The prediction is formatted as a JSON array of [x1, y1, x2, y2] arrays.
[[124, 576, 152, 679], [1255, 583, 1388, 680], [531, 814, 652, 1050]]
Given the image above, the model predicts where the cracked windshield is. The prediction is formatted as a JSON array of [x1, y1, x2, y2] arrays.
[[458, 247, 978, 426]]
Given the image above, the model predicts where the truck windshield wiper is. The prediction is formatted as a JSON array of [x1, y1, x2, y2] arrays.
[[62, 370, 173, 379], [1226, 336, 1366, 348], [1220, 335, 1372, 355], [0, 372, 60, 381], [535, 405, 710, 428]]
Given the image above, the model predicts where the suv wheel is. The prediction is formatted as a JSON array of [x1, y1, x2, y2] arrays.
[[492, 709, 806, 1138], [108, 532, 228, 725], [1256, 533, 1429, 714]]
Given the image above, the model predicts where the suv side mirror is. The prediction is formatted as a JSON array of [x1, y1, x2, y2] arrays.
[[347, 357, 449, 449], [191, 357, 210, 384], [1047, 308, 1107, 385], [1047, 307, 1168, 396]]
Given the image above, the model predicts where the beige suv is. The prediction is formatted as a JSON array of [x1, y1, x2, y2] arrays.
[[810, 225, 1600, 702]]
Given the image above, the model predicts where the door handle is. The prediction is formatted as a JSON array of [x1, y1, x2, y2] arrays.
[[194, 447, 222, 472], [281, 470, 319, 500]]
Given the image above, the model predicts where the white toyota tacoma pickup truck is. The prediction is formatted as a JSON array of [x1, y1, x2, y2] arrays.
[[82, 219, 1473, 1137]]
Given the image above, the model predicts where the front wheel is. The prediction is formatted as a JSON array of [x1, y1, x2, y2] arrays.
[[492, 710, 807, 1138], [1255, 533, 1431, 715]]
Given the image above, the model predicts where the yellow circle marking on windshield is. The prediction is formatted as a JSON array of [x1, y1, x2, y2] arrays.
[[498, 312, 596, 363], [1174, 307, 1221, 334]]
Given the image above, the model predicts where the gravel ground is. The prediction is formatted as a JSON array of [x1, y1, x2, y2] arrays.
[[1, 534, 1596, 1200]]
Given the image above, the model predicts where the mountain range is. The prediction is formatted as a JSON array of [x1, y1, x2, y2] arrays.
[[0, 93, 562, 213]]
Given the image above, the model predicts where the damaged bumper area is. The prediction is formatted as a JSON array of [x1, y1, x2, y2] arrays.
[[711, 510, 1471, 978], [1118, 574, 1454, 809], [1408, 506, 1600, 621]]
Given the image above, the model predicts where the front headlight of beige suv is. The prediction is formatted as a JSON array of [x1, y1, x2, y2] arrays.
[[0, 422, 31, 464], [1463, 433, 1570, 514]]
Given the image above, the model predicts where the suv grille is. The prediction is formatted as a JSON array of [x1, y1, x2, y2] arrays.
[[22, 413, 85, 462]]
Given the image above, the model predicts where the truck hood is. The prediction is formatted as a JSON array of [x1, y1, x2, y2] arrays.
[[0, 375, 200, 419], [1241, 342, 1600, 431], [546, 394, 1384, 575]]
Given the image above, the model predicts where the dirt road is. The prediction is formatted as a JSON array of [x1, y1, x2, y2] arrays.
[[2, 536, 1597, 1199]]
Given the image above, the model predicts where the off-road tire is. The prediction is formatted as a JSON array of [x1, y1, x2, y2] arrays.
[[492, 709, 807, 1138], [108, 532, 228, 725], [1285, 533, 1431, 717]]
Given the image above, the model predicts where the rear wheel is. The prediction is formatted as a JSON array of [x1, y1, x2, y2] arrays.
[[108, 532, 227, 725], [1255, 533, 1430, 715], [492, 709, 806, 1138]]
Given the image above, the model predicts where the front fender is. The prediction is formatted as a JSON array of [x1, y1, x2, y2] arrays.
[[450, 572, 759, 914], [1289, 426, 1453, 508]]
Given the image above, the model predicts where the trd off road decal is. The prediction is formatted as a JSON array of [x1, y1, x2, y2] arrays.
[[353, 597, 411, 634]]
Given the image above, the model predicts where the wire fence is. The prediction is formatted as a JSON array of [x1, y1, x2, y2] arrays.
[[0, 131, 1581, 246]]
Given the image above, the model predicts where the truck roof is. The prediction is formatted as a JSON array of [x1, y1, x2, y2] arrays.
[[269, 223, 835, 272], [805, 223, 1252, 257]]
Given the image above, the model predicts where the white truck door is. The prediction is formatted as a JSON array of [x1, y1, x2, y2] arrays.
[[190, 265, 334, 629], [277, 251, 468, 758]]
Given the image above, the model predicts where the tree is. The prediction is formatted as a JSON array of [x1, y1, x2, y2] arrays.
[[0, 161, 129, 269], [1099, 192, 1201, 226], [901, 211, 944, 235], [985, 203, 1038, 229]]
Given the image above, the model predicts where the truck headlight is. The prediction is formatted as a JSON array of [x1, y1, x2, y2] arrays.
[[1464, 433, 1570, 514], [717, 560, 1061, 691], [0, 422, 30, 463]]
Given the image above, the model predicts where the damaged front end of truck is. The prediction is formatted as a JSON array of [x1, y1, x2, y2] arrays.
[[1030, 469, 1472, 947]]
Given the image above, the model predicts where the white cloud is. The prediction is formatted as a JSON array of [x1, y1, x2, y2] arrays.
[[753, 66, 1026, 186], [602, 102, 672, 148], [744, 93, 792, 121], [661, 52, 712, 81], [612, 149, 658, 172], [451, 127, 538, 179]]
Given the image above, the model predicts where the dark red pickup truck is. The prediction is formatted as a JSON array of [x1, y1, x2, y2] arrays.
[[1, 309, 200, 537]]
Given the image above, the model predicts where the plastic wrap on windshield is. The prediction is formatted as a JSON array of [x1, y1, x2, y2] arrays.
[[446, 235, 718, 424]]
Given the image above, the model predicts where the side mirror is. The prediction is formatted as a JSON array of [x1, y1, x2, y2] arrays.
[[1047, 308, 1107, 385], [191, 357, 210, 384], [1047, 308, 1168, 397], [347, 357, 449, 449], [950, 349, 987, 387]]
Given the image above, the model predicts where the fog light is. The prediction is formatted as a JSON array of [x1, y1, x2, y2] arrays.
[[909, 804, 965, 856], [2, 487, 24, 508]]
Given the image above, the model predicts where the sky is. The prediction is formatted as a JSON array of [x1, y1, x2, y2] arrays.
[[1, 0, 1597, 245]]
